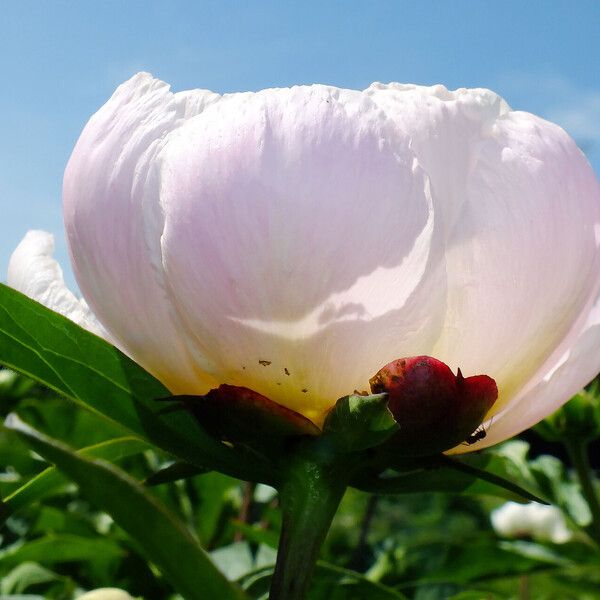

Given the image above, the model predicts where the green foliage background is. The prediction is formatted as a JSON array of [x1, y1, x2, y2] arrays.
[[1, 283, 599, 599], [1, 366, 600, 599]]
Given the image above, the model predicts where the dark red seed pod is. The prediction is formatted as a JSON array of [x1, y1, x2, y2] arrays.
[[175, 384, 321, 445], [369, 356, 497, 456]]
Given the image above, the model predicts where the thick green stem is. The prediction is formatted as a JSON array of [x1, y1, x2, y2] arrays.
[[269, 456, 349, 600], [565, 438, 600, 544]]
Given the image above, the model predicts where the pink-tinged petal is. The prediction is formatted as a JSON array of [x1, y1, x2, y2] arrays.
[[431, 112, 600, 428], [365, 83, 511, 235], [7, 231, 108, 338], [455, 294, 600, 452], [63, 73, 222, 394], [360, 83, 600, 437], [367, 84, 600, 421], [157, 86, 448, 422], [64, 74, 600, 440]]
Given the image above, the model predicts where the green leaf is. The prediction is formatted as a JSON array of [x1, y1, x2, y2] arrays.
[[231, 521, 280, 549], [212, 542, 256, 581], [420, 538, 567, 585], [0, 562, 62, 595], [498, 540, 573, 567], [0, 284, 166, 432], [0, 368, 37, 401], [535, 387, 600, 443], [13, 392, 127, 448], [137, 401, 276, 483], [0, 534, 124, 568], [487, 441, 591, 527], [0, 595, 47, 599], [322, 393, 399, 453], [239, 562, 408, 599], [0, 284, 273, 483], [192, 472, 241, 546], [528, 453, 591, 527], [352, 453, 547, 503], [4, 414, 246, 600], [479, 564, 600, 599], [1, 436, 148, 522], [144, 461, 208, 487], [439, 455, 548, 504]]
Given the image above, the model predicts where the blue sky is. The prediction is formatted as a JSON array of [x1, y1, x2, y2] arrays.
[[1, 0, 599, 286]]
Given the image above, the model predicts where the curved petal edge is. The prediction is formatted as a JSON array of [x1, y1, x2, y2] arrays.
[[7, 230, 108, 340]]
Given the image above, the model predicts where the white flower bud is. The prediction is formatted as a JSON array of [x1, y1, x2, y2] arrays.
[[491, 501, 572, 544], [77, 589, 135, 600]]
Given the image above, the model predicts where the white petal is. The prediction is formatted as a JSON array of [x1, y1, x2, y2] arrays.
[[491, 501, 572, 544], [440, 113, 600, 410], [157, 85, 449, 422], [64, 73, 600, 434], [471, 292, 600, 449], [76, 589, 134, 600], [65, 77, 450, 421], [364, 84, 600, 440], [7, 230, 107, 339], [64, 73, 222, 394], [365, 83, 511, 236], [368, 84, 600, 406]]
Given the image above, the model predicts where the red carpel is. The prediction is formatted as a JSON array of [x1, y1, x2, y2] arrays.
[[369, 356, 497, 456]]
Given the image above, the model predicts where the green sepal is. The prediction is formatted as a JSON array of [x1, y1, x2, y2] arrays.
[[322, 393, 399, 453]]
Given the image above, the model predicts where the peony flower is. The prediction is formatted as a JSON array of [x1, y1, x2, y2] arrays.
[[491, 501, 572, 544], [8, 73, 600, 450]]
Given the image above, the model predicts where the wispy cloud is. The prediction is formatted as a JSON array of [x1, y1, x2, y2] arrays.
[[547, 93, 600, 154]]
